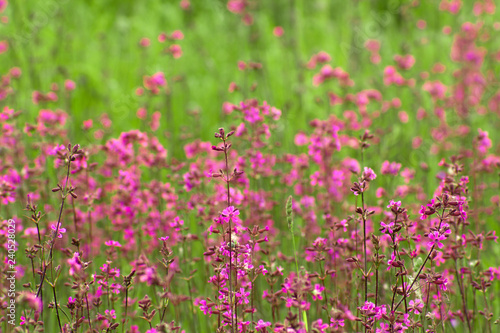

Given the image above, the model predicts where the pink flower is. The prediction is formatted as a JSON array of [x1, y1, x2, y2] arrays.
[[362, 167, 377, 181], [380, 221, 394, 234], [273, 26, 284, 37], [387, 253, 397, 270], [255, 319, 271, 330], [236, 288, 250, 304], [330, 318, 345, 329], [169, 44, 183, 58], [428, 231, 446, 249], [68, 252, 82, 276], [105, 309, 116, 319], [198, 299, 212, 316], [387, 200, 401, 210], [0, 40, 8, 54], [64, 79, 76, 91], [376, 322, 390, 333], [139, 37, 150, 47], [312, 319, 329, 332], [311, 284, 324, 300], [171, 30, 184, 40], [51, 223, 66, 238], [83, 119, 93, 130], [476, 128, 492, 154], [105, 240, 122, 247], [409, 299, 424, 314], [158, 32, 167, 42], [381, 160, 401, 176], [227, 0, 247, 14], [221, 206, 239, 219], [419, 205, 429, 220]]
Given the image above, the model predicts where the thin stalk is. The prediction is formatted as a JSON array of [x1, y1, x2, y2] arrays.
[[72, 197, 78, 236], [52, 284, 63, 332], [423, 281, 431, 331], [86, 291, 92, 333], [361, 191, 367, 304], [222, 136, 234, 333], [454, 260, 472, 333], [318, 260, 328, 313], [481, 285, 492, 333], [36, 158, 72, 299], [287, 196, 308, 331]]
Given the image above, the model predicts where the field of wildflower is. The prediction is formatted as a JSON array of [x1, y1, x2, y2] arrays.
[[1, 0, 500, 332]]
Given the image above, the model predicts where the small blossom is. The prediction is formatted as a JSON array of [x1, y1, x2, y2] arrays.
[[428, 231, 446, 249], [105, 240, 122, 247], [409, 299, 424, 314], [362, 167, 377, 181], [380, 221, 394, 234], [311, 284, 325, 301], [51, 224, 66, 238]]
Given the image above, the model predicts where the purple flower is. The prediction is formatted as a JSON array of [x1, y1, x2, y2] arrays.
[[381, 160, 402, 176], [409, 299, 424, 314], [51, 223, 66, 238], [387, 253, 397, 270], [330, 318, 345, 329], [312, 319, 329, 332], [198, 300, 212, 316], [362, 167, 377, 181], [236, 288, 250, 305], [428, 231, 446, 248], [255, 319, 271, 331], [380, 221, 394, 234], [104, 240, 122, 247], [221, 206, 240, 219], [311, 284, 325, 300], [387, 200, 401, 209], [419, 205, 427, 220], [376, 322, 391, 333]]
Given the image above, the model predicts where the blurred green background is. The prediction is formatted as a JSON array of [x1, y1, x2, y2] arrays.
[[5, 0, 498, 157]]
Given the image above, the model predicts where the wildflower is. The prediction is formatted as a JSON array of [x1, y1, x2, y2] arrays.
[[387, 200, 401, 209], [387, 253, 402, 270], [104, 240, 122, 247], [362, 167, 377, 181], [409, 299, 424, 314], [376, 322, 391, 333], [198, 299, 212, 316], [68, 252, 82, 276], [312, 319, 329, 332], [64, 79, 76, 91], [419, 205, 428, 220], [381, 160, 402, 175], [255, 319, 271, 331], [236, 288, 250, 305], [330, 318, 345, 329], [380, 221, 394, 234], [428, 231, 446, 248], [312, 284, 325, 301], [221, 206, 240, 223], [104, 309, 116, 319], [51, 223, 66, 238]]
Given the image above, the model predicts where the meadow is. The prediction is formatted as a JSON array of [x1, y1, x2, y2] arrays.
[[1, 0, 500, 332]]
